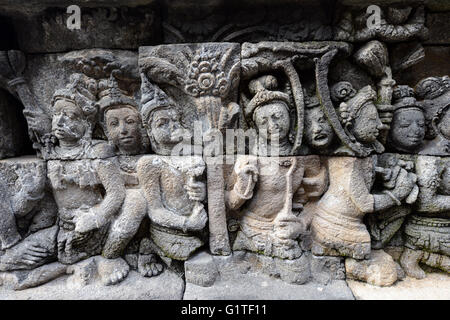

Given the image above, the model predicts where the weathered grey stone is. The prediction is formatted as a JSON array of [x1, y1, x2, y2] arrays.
[[185, 251, 219, 287], [310, 255, 346, 285], [393, 47, 450, 88], [425, 12, 450, 45], [184, 273, 354, 300], [7, 5, 160, 53], [345, 249, 398, 286], [162, 1, 334, 43], [0, 269, 184, 300], [347, 272, 450, 300]]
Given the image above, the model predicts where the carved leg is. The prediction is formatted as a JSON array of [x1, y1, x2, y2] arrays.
[[0, 226, 57, 271], [102, 189, 147, 259], [421, 252, 450, 274], [400, 248, 426, 279]]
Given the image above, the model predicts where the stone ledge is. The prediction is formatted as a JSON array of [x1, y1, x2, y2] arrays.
[[347, 272, 450, 300]]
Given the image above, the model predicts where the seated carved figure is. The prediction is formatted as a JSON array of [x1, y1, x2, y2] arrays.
[[137, 93, 207, 262], [310, 84, 417, 260], [228, 78, 328, 260], [400, 156, 450, 278], [98, 77, 163, 277], [47, 78, 132, 285], [416, 76, 450, 156]]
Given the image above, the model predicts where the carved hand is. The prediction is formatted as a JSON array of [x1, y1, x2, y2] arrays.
[[274, 217, 305, 240], [16, 163, 46, 199], [185, 206, 208, 231], [391, 167, 418, 201], [234, 164, 258, 199], [74, 208, 103, 234], [185, 180, 206, 202]]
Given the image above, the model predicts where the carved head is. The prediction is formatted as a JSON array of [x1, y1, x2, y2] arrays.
[[141, 103, 185, 155], [388, 85, 425, 152], [246, 75, 292, 144], [415, 76, 450, 140], [304, 95, 335, 151], [51, 74, 97, 146], [97, 77, 146, 155], [338, 85, 383, 145]]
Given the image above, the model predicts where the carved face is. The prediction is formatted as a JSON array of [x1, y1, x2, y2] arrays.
[[254, 102, 290, 142], [105, 106, 141, 154], [351, 102, 383, 144], [52, 98, 87, 144], [437, 107, 450, 140], [389, 108, 425, 151], [305, 107, 334, 150], [148, 108, 184, 152]]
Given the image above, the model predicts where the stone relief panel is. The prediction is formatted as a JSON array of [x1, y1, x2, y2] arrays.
[[0, 0, 447, 297]]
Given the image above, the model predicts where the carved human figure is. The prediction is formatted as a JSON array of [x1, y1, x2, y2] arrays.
[[400, 156, 450, 278], [331, 82, 386, 156], [47, 81, 131, 285], [226, 82, 328, 260], [98, 78, 163, 277], [388, 85, 425, 153], [0, 161, 57, 271], [415, 76, 450, 156], [137, 96, 207, 262], [309, 85, 418, 260]]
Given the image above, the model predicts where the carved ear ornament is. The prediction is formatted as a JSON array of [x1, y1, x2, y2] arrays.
[[337, 85, 377, 125]]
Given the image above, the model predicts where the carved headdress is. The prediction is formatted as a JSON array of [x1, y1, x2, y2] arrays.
[[96, 75, 140, 128], [244, 75, 291, 123], [392, 85, 423, 112], [51, 73, 98, 129], [140, 76, 179, 126], [415, 76, 450, 138]]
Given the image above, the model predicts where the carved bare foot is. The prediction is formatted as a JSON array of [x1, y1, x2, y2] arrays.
[[138, 253, 164, 277], [400, 248, 426, 279], [96, 256, 130, 286], [0, 241, 52, 271]]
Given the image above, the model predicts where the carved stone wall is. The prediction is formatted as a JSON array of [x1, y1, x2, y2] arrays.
[[0, 0, 448, 300]]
